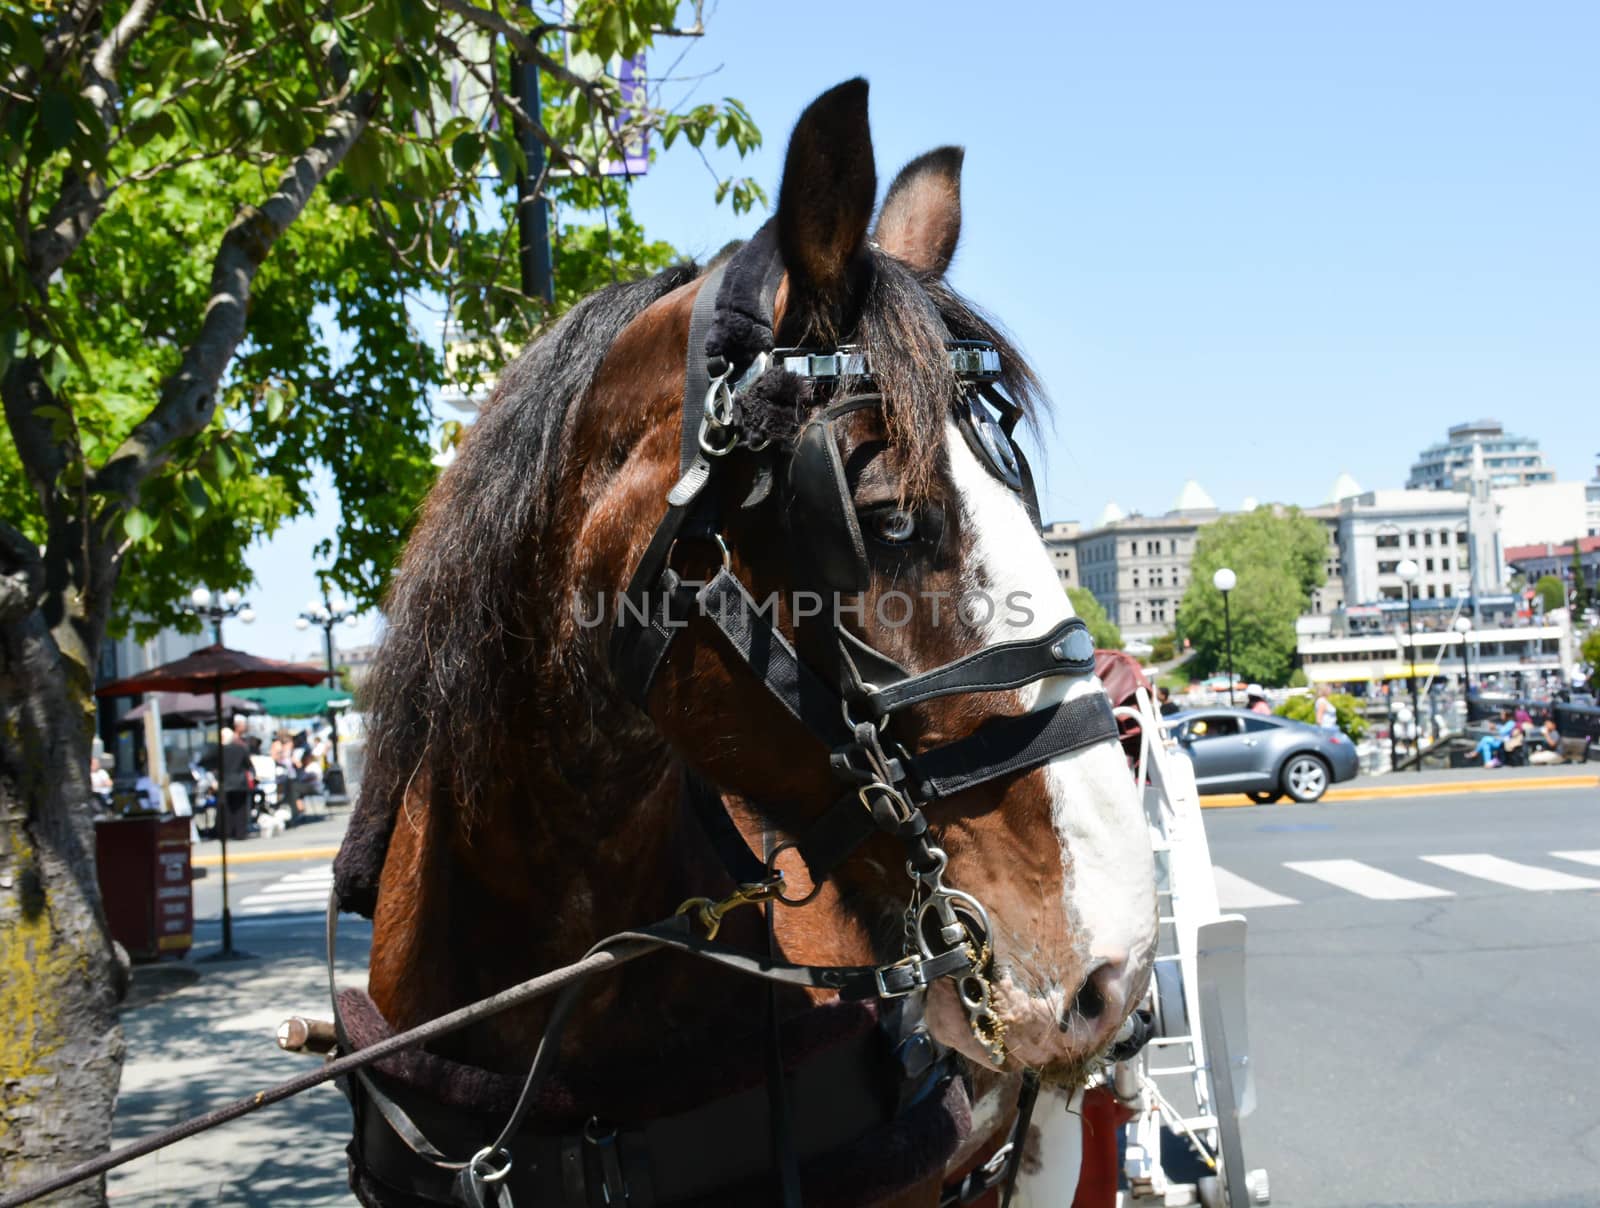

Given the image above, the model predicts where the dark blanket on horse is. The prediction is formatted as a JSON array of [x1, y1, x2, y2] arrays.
[[339, 989, 972, 1208]]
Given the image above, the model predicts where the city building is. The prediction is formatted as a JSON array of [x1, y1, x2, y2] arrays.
[[1301, 502, 1347, 615], [1073, 481, 1221, 640], [1505, 537, 1600, 600], [1295, 599, 1573, 690], [1041, 520, 1079, 589], [1406, 419, 1553, 491], [1490, 481, 1590, 548], [1588, 453, 1600, 538], [1331, 489, 1486, 605]]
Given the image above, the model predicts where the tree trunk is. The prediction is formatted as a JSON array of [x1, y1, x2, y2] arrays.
[[0, 582, 126, 1204]]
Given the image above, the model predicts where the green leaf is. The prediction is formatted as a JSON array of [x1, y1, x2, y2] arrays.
[[124, 509, 154, 541], [190, 36, 225, 73], [451, 130, 482, 173], [38, 90, 78, 154]]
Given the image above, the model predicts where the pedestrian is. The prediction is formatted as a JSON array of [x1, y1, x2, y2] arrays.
[[1247, 686, 1272, 716], [1157, 685, 1181, 717], [203, 726, 254, 839], [1313, 684, 1339, 732]]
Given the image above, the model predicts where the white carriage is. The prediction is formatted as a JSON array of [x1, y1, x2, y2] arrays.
[[1114, 685, 1269, 1208]]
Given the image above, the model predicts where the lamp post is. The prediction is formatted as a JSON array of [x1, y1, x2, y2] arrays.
[[1213, 567, 1237, 706], [1453, 613, 1474, 704], [185, 586, 255, 645], [296, 595, 358, 768], [1397, 559, 1422, 771], [183, 587, 253, 956]]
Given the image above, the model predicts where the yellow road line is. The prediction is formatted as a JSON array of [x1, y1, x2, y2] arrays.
[[192, 846, 340, 867], [1202, 774, 1599, 809]]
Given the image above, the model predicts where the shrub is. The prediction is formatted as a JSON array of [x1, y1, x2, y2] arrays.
[[1277, 692, 1369, 740], [1288, 667, 1309, 688], [1151, 633, 1177, 663]]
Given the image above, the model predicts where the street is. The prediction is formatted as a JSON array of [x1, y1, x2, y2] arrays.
[[1211, 786, 1600, 1208], [105, 781, 1600, 1206]]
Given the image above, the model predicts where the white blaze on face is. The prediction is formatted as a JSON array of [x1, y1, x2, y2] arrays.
[[945, 423, 1157, 981]]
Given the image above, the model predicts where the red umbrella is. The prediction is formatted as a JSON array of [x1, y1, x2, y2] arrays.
[[95, 644, 327, 698], [97, 645, 328, 958]]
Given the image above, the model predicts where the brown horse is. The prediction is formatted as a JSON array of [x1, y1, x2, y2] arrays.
[[335, 79, 1157, 1208]]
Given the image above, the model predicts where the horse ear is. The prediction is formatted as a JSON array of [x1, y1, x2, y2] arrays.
[[874, 146, 964, 275], [776, 78, 876, 322]]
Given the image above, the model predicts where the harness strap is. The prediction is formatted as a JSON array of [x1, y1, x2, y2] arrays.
[[907, 693, 1120, 801], [860, 616, 1096, 718], [697, 568, 855, 747]]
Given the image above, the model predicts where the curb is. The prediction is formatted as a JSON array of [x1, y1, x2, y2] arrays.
[[1201, 773, 1599, 809], [192, 845, 340, 867]]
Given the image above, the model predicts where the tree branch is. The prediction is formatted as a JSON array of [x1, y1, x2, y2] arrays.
[[431, 0, 621, 98], [0, 518, 46, 624], [22, 0, 162, 292], [92, 88, 378, 504], [1, 358, 73, 502]]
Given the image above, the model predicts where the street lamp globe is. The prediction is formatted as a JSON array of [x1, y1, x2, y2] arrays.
[[1396, 558, 1420, 583], [294, 616, 310, 631], [1212, 567, 1236, 593], [332, 596, 352, 616], [190, 586, 212, 609], [344, 613, 360, 628], [1452, 616, 1472, 634], [238, 606, 256, 625], [222, 588, 242, 608]]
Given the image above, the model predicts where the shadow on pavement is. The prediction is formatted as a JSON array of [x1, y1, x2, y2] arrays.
[[109, 917, 370, 1205]]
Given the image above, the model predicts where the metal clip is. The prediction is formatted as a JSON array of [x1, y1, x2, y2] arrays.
[[675, 875, 784, 941]]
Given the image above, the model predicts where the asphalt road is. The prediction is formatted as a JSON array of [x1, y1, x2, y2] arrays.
[[1207, 786, 1600, 1208]]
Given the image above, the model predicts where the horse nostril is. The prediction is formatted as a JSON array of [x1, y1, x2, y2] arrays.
[[1064, 964, 1108, 1026]]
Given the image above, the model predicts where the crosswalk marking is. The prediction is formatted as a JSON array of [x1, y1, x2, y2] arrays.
[[1283, 859, 1454, 900], [1420, 854, 1600, 892], [1551, 850, 1600, 869], [237, 864, 334, 915], [1212, 867, 1298, 909]]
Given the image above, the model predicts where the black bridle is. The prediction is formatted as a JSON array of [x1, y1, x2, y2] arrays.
[[610, 233, 1123, 1067]]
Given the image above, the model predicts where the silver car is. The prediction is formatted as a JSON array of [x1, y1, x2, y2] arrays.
[[1169, 707, 1360, 803]]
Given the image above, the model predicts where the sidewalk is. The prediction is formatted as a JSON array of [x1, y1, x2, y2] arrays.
[[1202, 762, 1599, 808], [108, 915, 371, 1205], [191, 804, 350, 867]]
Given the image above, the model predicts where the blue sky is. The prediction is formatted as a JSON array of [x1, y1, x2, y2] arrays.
[[245, 0, 1598, 657]]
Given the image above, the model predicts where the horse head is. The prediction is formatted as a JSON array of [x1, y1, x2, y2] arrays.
[[567, 80, 1158, 1082]]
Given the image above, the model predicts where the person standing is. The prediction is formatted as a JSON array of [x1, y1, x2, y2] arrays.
[[1313, 684, 1339, 732], [1157, 685, 1181, 717], [204, 726, 254, 839]]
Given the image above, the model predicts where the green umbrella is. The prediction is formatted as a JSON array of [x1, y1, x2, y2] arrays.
[[234, 683, 354, 717]]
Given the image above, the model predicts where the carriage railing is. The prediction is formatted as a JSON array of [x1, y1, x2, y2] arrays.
[[1111, 687, 1265, 1206]]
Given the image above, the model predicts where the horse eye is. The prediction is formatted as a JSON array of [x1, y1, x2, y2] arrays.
[[872, 509, 917, 544]]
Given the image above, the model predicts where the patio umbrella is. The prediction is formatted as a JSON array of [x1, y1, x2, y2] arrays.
[[97, 644, 328, 958], [115, 691, 263, 728]]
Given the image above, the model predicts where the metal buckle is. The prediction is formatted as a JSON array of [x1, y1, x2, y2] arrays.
[[874, 955, 929, 999]]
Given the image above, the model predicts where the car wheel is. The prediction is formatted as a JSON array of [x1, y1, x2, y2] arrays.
[[1282, 754, 1330, 803], [1247, 790, 1284, 804]]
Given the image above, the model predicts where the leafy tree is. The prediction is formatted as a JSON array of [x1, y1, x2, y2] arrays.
[[0, 2, 761, 1194], [1277, 691, 1369, 740], [1581, 629, 1600, 692], [1150, 632, 1176, 663], [1175, 508, 1328, 687], [1571, 544, 1591, 615], [1068, 586, 1123, 651], [1534, 574, 1566, 614]]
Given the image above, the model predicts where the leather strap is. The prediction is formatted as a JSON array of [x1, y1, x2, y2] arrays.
[[860, 617, 1095, 718], [680, 262, 729, 473], [697, 569, 854, 748], [906, 693, 1120, 801]]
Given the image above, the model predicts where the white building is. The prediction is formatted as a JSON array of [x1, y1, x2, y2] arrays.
[[1296, 611, 1572, 689], [1407, 418, 1553, 491], [1041, 520, 1080, 590], [1073, 482, 1222, 640], [1331, 489, 1492, 605], [1491, 480, 1590, 548]]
